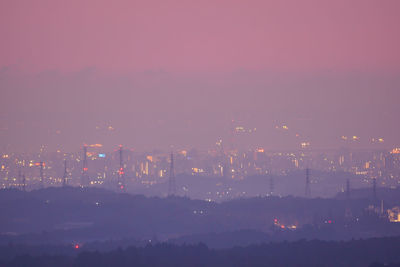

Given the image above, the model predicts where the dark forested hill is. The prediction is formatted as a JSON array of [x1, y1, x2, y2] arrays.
[[1, 186, 400, 246], [2, 237, 400, 267]]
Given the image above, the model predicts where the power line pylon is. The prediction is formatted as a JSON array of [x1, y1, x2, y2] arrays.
[[17, 168, 21, 189], [63, 159, 68, 187], [39, 161, 44, 189], [168, 152, 176, 196], [81, 145, 89, 187], [118, 145, 125, 190], [269, 177, 274, 196], [346, 178, 350, 199], [305, 168, 311, 198], [22, 174, 26, 192]]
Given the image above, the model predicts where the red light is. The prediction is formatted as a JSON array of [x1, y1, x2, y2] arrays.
[[280, 225, 285, 229], [74, 244, 79, 249], [83, 168, 88, 171], [328, 220, 332, 224], [120, 185, 124, 189]]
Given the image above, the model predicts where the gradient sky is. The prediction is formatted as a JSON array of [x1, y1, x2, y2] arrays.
[[1, 0, 400, 152]]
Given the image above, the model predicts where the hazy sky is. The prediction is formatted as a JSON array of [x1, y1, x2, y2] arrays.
[[1, 0, 399, 152]]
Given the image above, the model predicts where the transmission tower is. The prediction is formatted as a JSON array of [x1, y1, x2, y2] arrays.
[[373, 178, 377, 200], [346, 178, 350, 199], [118, 145, 125, 190], [269, 177, 274, 196], [168, 152, 176, 196], [81, 145, 89, 187], [63, 159, 68, 187], [17, 168, 21, 189], [305, 168, 311, 197], [22, 174, 26, 192], [39, 161, 44, 188]]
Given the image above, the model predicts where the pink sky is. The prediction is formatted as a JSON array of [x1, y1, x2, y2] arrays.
[[1, 0, 399, 73], [0, 0, 400, 152]]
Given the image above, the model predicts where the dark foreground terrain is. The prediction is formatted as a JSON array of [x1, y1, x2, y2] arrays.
[[1, 187, 400, 266], [1, 237, 400, 267]]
